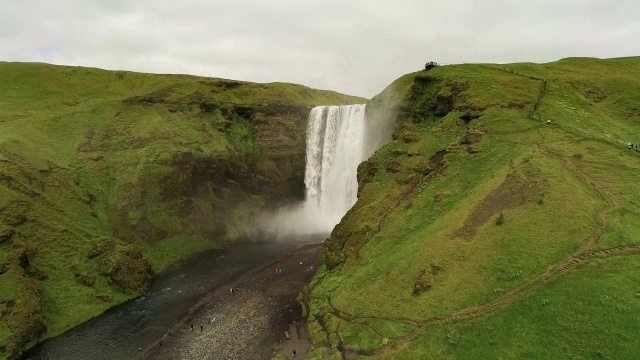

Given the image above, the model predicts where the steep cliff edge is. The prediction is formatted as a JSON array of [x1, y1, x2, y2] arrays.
[[308, 57, 640, 359], [0, 62, 364, 359]]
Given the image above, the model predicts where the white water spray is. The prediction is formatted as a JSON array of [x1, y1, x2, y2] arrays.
[[304, 105, 366, 229], [257, 103, 393, 237]]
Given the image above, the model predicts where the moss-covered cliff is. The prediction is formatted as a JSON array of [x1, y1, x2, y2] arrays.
[[308, 57, 640, 359], [0, 62, 364, 359]]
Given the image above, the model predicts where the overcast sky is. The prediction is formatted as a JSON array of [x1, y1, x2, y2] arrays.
[[1, 0, 638, 98]]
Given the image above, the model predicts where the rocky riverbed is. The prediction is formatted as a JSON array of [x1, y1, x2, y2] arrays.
[[141, 242, 319, 360], [24, 238, 321, 360]]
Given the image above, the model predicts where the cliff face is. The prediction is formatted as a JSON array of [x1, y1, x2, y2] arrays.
[[308, 57, 640, 359], [103, 100, 313, 247], [0, 62, 364, 359]]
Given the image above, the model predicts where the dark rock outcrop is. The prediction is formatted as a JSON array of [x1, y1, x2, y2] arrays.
[[0, 226, 13, 244], [95, 239, 153, 295], [0, 266, 46, 360]]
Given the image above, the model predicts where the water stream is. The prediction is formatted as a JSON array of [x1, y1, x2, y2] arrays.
[[304, 104, 367, 228]]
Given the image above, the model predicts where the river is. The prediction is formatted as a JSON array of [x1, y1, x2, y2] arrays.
[[23, 236, 324, 360]]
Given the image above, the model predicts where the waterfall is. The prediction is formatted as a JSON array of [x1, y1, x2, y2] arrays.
[[304, 104, 366, 228], [256, 103, 394, 238]]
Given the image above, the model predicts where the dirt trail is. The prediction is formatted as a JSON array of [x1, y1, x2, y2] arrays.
[[529, 79, 548, 118], [326, 144, 639, 358], [317, 80, 635, 357], [369, 245, 640, 356], [551, 150, 622, 253]]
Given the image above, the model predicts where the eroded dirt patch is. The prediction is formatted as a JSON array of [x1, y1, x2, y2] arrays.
[[455, 170, 542, 240]]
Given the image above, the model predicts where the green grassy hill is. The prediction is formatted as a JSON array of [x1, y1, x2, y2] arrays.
[[307, 57, 640, 359], [0, 62, 364, 359]]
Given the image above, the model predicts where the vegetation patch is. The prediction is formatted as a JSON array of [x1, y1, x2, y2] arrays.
[[310, 57, 640, 359], [0, 62, 364, 356], [455, 168, 543, 239], [93, 238, 153, 295]]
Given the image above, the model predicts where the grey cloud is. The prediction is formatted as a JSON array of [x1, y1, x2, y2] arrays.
[[1, 0, 639, 97]]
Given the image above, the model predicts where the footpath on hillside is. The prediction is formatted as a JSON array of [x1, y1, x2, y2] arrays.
[[315, 69, 640, 358]]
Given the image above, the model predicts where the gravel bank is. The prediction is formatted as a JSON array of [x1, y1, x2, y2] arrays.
[[140, 242, 320, 360]]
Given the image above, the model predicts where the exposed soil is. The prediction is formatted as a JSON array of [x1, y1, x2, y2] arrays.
[[139, 242, 320, 360], [454, 172, 540, 240]]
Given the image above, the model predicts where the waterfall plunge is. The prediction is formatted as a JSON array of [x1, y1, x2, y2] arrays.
[[257, 103, 392, 238], [304, 105, 367, 229]]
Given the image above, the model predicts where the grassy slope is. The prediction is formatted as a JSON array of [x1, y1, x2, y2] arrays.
[[0, 62, 364, 359], [307, 57, 640, 359]]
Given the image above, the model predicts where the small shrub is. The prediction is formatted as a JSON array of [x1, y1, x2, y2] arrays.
[[616, 331, 630, 340], [74, 272, 95, 287], [572, 153, 584, 160], [412, 269, 432, 296], [592, 350, 607, 359], [430, 260, 441, 275], [616, 304, 630, 312], [497, 270, 523, 281], [495, 212, 505, 225], [446, 329, 461, 345], [0, 225, 13, 244], [87, 237, 116, 259], [538, 193, 545, 205]]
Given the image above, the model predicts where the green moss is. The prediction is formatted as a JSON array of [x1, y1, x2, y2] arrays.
[[0, 61, 365, 355], [0, 266, 46, 360], [400, 256, 640, 360], [311, 57, 640, 358], [95, 239, 153, 295]]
